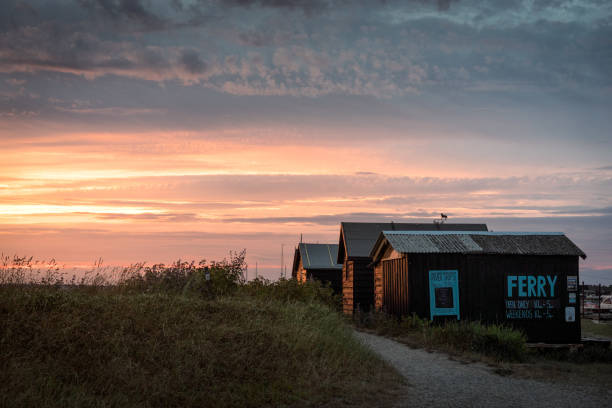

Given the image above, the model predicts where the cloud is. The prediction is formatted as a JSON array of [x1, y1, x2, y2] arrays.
[[179, 49, 207, 75], [436, 0, 459, 12], [222, 211, 442, 224], [0, 0, 609, 100], [548, 206, 612, 215], [580, 268, 612, 285], [218, 0, 330, 14], [77, 0, 166, 30], [93, 212, 202, 222]]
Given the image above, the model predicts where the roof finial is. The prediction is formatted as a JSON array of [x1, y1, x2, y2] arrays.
[[434, 213, 447, 226]]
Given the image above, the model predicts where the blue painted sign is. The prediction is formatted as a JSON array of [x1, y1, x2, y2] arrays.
[[429, 270, 460, 320], [505, 274, 560, 320], [507, 275, 557, 297]]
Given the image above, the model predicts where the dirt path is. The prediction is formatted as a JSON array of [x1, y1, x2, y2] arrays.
[[355, 331, 612, 408]]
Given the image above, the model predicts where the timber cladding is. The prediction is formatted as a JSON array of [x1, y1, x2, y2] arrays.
[[342, 259, 374, 315], [342, 261, 353, 315], [381, 258, 410, 316], [338, 222, 488, 315], [370, 232, 586, 343]]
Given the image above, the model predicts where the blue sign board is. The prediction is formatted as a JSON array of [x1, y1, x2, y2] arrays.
[[429, 270, 460, 320], [505, 274, 560, 320]]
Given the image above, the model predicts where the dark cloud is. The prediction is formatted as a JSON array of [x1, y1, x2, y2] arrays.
[[548, 206, 612, 215], [179, 50, 207, 74], [1, 0, 611, 101], [238, 30, 274, 47], [219, 0, 330, 14], [436, 0, 459, 11], [222, 211, 441, 225], [77, 0, 166, 30]]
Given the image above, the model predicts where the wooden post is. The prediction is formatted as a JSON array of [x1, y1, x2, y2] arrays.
[[598, 283, 602, 321], [581, 281, 585, 318]]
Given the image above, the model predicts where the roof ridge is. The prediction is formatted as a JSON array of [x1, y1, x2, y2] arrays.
[[383, 231, 565, 236]]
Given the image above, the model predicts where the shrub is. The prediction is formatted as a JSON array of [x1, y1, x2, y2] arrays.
[[427, 321, 527, 362], [240, 277, 341, 310], [355, 311, 527, 362], [119, 250, 247, 297]]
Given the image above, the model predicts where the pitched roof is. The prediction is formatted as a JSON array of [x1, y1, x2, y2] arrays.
[[338, 222, 488, 262], [297, 243, 342, 270], [371, 231, 587, 260]]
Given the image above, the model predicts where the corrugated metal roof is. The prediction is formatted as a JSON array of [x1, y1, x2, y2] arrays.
[[377, 231, 586, 258], [299, 243, 342, 270], [340, 222, 488, 260]]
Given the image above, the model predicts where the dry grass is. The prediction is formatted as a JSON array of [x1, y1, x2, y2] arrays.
[[0, 253, 404, 408]]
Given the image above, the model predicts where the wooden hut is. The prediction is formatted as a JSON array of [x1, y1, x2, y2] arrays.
[[337, 222, 488, 315], [370, 231, 586, 342], [291, 243, 342, 294]]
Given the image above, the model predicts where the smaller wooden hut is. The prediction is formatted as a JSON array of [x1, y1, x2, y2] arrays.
[[337, 222, 488, 315], [292, 243, 342, 294], [370, 231, 586, 343]]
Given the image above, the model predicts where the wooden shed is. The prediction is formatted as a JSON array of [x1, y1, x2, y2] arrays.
[[370, 231, 586, 342], [291, 243, 342, 294], [337, 222, 488, 315]]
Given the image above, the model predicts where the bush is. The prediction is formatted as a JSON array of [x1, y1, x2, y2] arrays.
[[427, 321, 527, 362], [118, 250, 247, 297], [355, 311, 527, 362], [240, 277, 341, 310]]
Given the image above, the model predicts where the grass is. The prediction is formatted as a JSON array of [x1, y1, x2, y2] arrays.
[[582, 318, 612, 339], [353, 311, 612, 389], [0, 254, 404, 408], [354, 311, 528, 362]]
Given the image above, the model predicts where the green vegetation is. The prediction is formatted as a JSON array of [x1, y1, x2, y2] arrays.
[[356, 312, 612, 366], [355, 311, 528, 362], [0, 253, 402, 408], [582, 318, 612, 339]]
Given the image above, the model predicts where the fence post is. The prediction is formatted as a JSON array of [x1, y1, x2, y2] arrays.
[[598, 283, 602, 321], [581, 281, 584, 318]]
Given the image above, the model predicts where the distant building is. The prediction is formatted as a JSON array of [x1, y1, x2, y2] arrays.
[[369, 231, 586, 343], [337, 222, 488, 315], [291, 243, 342, 294]]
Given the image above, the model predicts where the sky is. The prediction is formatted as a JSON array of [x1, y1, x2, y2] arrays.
[[1, 0, 611, 283]]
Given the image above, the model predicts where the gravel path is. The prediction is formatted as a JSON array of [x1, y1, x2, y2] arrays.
[[355, 331, 612, 408]]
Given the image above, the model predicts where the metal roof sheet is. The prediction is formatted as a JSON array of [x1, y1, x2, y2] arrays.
[[377, 231, 586, 258], [340, 222, 488, 259], [299, 243, 342, 270]]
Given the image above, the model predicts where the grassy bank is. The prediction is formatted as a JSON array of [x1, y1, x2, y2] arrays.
[[0, 253, 403, 408], [0, 287, 401, 407]]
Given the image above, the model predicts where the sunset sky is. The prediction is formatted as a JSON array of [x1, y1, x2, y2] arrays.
[[1, 0, 611, 283]]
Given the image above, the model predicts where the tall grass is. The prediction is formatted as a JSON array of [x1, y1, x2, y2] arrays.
[[0, 252, 403, 407]]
